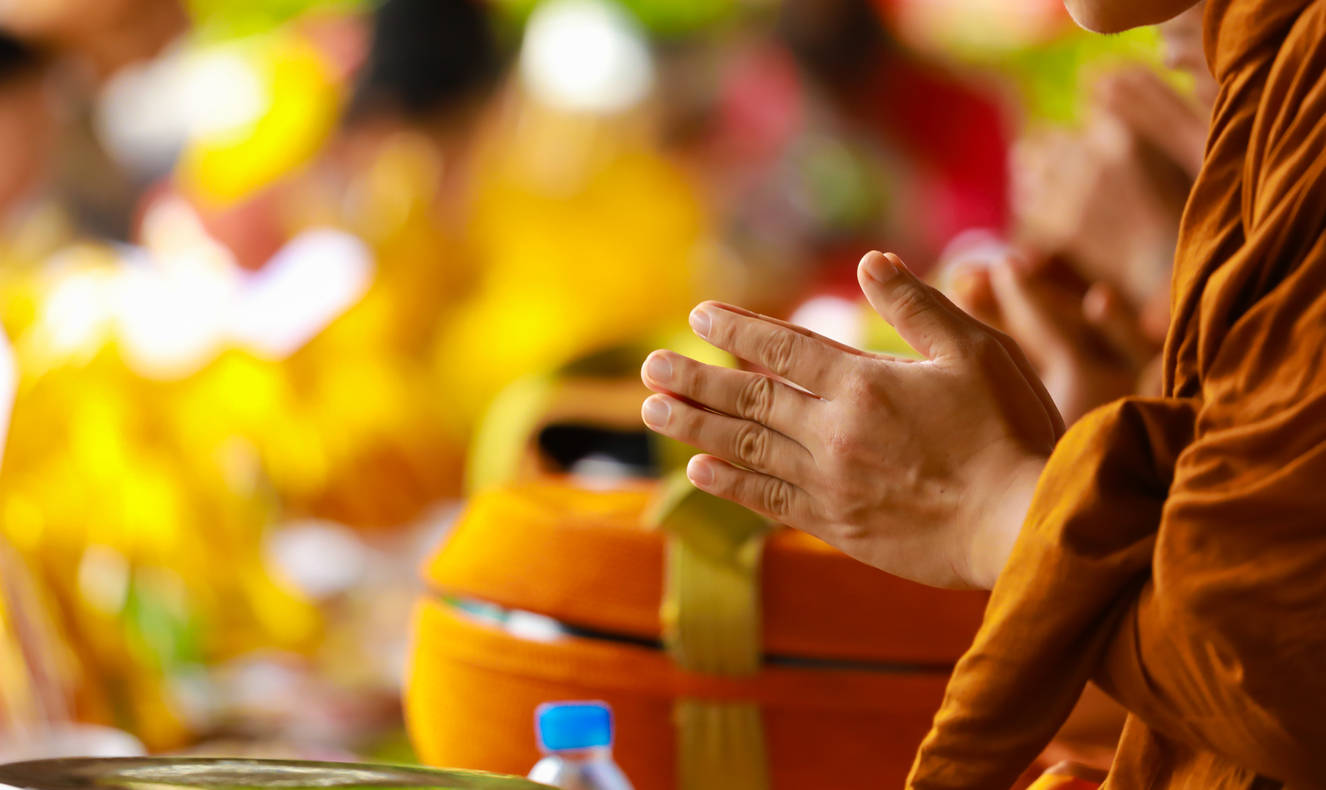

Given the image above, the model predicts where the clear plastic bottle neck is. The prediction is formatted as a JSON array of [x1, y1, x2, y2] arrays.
[[540, 745, 614, 762]]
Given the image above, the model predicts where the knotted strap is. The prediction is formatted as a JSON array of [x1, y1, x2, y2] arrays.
[[649, 473, 772, 790]]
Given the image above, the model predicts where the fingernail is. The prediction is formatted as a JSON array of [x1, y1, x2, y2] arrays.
[[861, 251, 902, 283], [1003, 253, 1037, 275], [1082, 285, 1112, 322], [642, 396, 671, 429], [952, 267, 983, 293], [644, 353, 672, 383], [689, 307, 712, 338], [991, 256, 1019, 281], [687, 456, 714, 487]]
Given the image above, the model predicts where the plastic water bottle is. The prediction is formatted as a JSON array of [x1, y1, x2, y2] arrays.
[[527, 701, 634, 790]]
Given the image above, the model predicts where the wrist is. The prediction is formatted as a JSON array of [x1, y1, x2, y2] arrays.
[[963, 451, 1047, 589]]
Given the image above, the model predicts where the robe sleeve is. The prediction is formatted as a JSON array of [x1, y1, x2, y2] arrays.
[[907, 396, 1196, 790], [1094, 242, 1326, 785], [1097, 7, 1326, 770], [909, 243, 1326, 790], [910, 2, 1326, 787]]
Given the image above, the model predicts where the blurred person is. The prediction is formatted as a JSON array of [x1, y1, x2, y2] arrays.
[[1156, 1, 1217, 112], [0, 32, 142, 260], [0, 0, 188, 257], [945, 28, 1213, 424], [427, 0, 713, 451], [1010, 82, 1198, 303], [340, 0, 496, 178], [0, 1, 180, 245], [939, 6, 1216, 427], [166, 0, 505, 529], [1093, 68, 1208, 181], [0, 18, 330, 756], [0, 23, 500, 733], [654, 0, 1014, 342], [778, 0, 1012, 269], [1091, 4, 1215, 183], [641, 0, 1326, 787], [0, 32, 120, 344], [257, 0, 503, 527], [0, 36, 55, 222], [0, 0, 185, 80], [303, 0, 499, 327], [653, 33, 884, 317]]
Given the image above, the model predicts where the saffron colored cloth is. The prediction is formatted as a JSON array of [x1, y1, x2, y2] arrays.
[[907, 0, 1326, 787], [1026, 775, 1101, 790]]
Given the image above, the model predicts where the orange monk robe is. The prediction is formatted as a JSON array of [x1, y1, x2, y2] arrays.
[[907, 1, 1326, 787]]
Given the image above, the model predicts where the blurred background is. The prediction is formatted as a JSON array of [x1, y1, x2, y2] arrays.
[[0, 0, 1209, 771]]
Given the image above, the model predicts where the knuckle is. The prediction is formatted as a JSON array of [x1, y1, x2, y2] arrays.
[[889, 281, 934, 324], [958, 328, 1001, 360], [763, 330, 799, 378], [676, 405, 705, 439], [732, 422, 768, 468], [824, 429, 857, 459], [678, 359, 704, 396], [710, 316, 732, 348], [838, 367, 875, 405], [759, 478, 793, 517], [736, 375, 776, 422]]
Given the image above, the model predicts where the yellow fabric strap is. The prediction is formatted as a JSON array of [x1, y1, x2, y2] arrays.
[[649, 474, 771, 790]]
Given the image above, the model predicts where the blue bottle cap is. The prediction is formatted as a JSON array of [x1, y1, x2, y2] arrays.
[[535, 701, 614, 751]]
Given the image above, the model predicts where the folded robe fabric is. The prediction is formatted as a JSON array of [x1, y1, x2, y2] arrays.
[[907, 1, 1326, 787]]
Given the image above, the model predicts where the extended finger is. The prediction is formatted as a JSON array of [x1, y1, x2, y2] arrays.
[[689, 302, 848, 397], [642, 394, 812, 482], [686, 454, 811, 526], [943, 256, 1066, 438], [699, 302, 870, 359], [947, 265, 999, 326], [641, 350, 817, 440], [987, 257, 1083, 368], [857, 251, 983, 361], [1094, 69, 1205, 177]]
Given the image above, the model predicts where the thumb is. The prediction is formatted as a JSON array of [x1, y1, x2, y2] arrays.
[[1082, 282, 1157, 367], [858, 251, 974, 360], [947, 265, 999, 326], [986, 255, 1077, 369]]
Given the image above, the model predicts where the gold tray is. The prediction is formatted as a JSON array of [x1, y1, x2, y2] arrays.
[[0, 759, 550, 790]]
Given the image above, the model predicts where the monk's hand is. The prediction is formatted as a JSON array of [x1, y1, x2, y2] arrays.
[[949, 254, 1162, 424], [641, 251, 1064, 590]]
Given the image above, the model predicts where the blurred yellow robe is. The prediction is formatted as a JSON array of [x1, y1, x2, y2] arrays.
[[908, 1, 1326, 787]]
